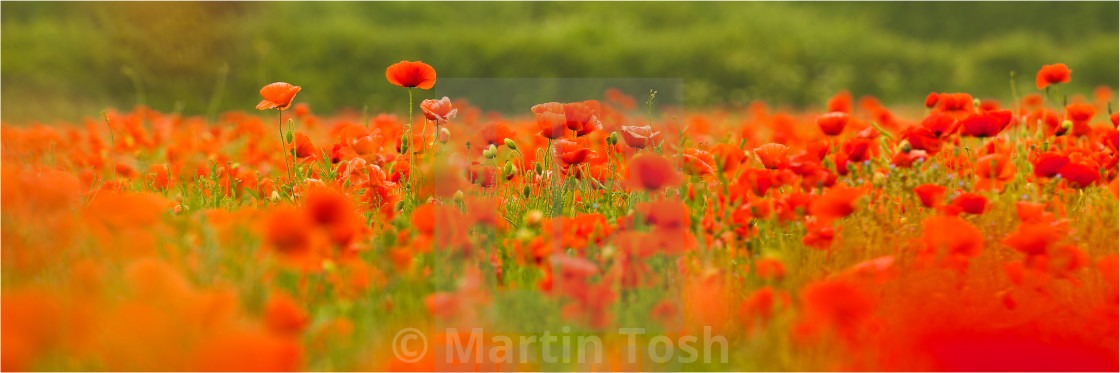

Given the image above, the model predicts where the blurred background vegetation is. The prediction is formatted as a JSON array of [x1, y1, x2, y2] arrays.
[[2, 1, 1117, 124]]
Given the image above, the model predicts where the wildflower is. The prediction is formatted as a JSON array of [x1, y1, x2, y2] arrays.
[[385, 61, 436, 89], [816, 112, 850, 136], [420, 96, 457, 122], [255, 82, 301, 111], [753, 143, 790, 169], [913, 184, 947, 207], [627, 153, 680, 192], [1035, 63, 1071, 90], [620, 124, 661, 149]]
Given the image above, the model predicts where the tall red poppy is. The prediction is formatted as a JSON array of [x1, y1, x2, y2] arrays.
[[256, 82, 301, 111], [385, 61, 436, 89], [913, 184, 947, 208], [753, 143, 790, 169], [628, 153, 680, 192], [815, 112, 850, 136], [1035, 63, 1071, 90]]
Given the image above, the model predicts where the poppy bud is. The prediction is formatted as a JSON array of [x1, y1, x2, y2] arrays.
[[483, 148, 495, 159], [322, 259, 337, 272], [394, 200, 405, 212], [439, 127, 451, 143], [1060, 120, 1073, 134], [504, 138, 517, 150], [270, 191, 281, 202], [522, 185, 531, 197], [899, 139, 913, 153], [515, 228, 534, 241], [608, 132, 620, 145], [503, 161, 516, 177], [973, 98, 982, 110], [524, 209, 544, 227], [535, 162, 544, 175], [343, 179, 350, 190], [400, 136, 410, 153], [453, 190, 464, 204], [286, 132, 293, 144], [488, 144, 498, 154]]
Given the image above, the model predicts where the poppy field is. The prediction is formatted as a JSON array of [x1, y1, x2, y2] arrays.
[[2, 58, 1119, 372]]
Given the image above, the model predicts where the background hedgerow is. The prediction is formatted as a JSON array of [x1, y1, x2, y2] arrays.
[[2, 2, 1117, 123]]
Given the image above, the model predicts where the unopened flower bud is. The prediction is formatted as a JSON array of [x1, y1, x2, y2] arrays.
[[899, 139, 912, 153], [504, 138, 517, 150], [439, 127, 451, 143], [607, 132, 620, 145], [453, 190, 465, 203], [524, 209, 544, 227], [1060, 120, 1073, 134]]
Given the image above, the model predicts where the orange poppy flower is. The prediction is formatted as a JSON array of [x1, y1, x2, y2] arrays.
[[255, 82, 301, 110], [681, 148, 716, 176], [1035, 63, 1071, 90], [950, 192, 988, 215], [553, 139, 595, 165], [815, 112, 850, 136], [1058, 160, 1099, 188], [531, 102, 568, 139], [809, 186, 864, 222], [385, 60, 436, 89], [753, 143, 789, 169], [913, 184, 947, 207], [619, 125, 661, 149], [921, 215, 983, 258], [420, 96, 457, 121], [974, 153, 1014, 192], [627, 153, 680, 192], [709, 143, 747, 174]]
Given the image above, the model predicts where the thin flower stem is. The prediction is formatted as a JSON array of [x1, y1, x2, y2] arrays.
[[278, 111, 293, 189]]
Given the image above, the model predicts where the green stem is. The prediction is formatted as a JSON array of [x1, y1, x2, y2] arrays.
[[278, 111, 293, 189]]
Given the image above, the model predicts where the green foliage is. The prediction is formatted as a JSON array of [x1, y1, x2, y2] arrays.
[[2, 2, 1117, 123]]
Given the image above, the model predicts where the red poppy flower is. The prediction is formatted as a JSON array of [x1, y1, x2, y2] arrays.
[[974, 153, 1015, 191], [478, 121, 514, 146], [681, 148, 717, 176], [563, 101, 602, 136], [385, 61, 436, 89], [1002, 222, 1064, 257], [1065, 103, 1095, 123], [1058, 161, 1099, 188], [420, 96, 457, 121], [920, 112, 957, 138], [924, 92, 939, 108], [827, 90, 853, 113], [754, 258, 787, 280], [1035, 63, 1071, 90], [256, 82, 301, 110], [899, 125, 941, 154], [553, 139, 595, 165], [958, 111, 1010, 138], [753, 143, 789, 169], [620, 125, 661, 149], [1031, 152, 1069, 178], [809, 186, 864, 222], [914, 184, 947, 207], [628, 153, 680, 191], [290, 133, 318, 159], [467, 162, 497, 187], [921, 215, 983, 258], [709, 143, 747, 173], [951, 192, 988, 215], [936, 93, 975, 118], [531, 102, 568, 139], [816, 112, 850, 136]]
